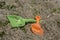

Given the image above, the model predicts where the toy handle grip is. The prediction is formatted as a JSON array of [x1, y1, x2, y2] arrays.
[[23, 19, 36, 23]]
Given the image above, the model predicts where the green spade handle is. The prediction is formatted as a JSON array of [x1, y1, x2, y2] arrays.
[[23, 19, 36, 23]]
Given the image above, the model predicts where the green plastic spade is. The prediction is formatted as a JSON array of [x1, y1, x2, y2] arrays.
[[7, 15, 36, 27]]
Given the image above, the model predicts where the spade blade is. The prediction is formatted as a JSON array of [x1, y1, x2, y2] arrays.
[[7, 15, 25, 27]]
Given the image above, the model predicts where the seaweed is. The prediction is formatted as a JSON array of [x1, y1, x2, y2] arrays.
[[0, 31, 5, 37], [0, 1, 16, 10], [51, 7, 60, 13], [0, 21, 3, 26], [20, 27, 27, 33], [0, 1, 6, 9], [0, 20, 9, 26], [6, 5, 16, 10], [57, 21, 60, 27]]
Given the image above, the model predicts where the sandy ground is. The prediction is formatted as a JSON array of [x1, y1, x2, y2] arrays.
[[0, 0, 60, 40]]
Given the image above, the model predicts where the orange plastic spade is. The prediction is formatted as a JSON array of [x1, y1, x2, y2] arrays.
[[31, 16, 44, 36]]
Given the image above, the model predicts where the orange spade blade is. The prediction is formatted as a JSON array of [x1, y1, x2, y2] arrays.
[[31, 23, 44, 36]]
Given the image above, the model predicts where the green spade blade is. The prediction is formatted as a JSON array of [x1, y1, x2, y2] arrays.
[[7, 15, 25, 27], [7, 15, 36, 28]]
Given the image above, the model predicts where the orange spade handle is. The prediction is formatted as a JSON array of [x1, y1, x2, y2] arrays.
[[35, 16, 41, 23]]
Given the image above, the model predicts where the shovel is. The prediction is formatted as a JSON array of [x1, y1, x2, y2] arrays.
[[7, 15, 36, 27], [31, 16, 44, 36]]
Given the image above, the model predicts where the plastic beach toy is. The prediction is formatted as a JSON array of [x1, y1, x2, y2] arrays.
[[31, 16, 44, 36], [7, 15, 36, 27], [7, 15, 44, 36]]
